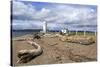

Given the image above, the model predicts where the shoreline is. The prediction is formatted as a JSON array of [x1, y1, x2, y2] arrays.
[[11, 33, 97, 66]]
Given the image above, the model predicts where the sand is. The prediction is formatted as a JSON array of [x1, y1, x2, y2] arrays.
[[12, 34, 97, 66]]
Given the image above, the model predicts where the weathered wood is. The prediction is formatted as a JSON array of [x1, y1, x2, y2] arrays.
[[17, 41, 43, 63], [60, 35, 95, 45]]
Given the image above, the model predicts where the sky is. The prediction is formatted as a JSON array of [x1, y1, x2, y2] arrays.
[[12, 0, 97, 31]]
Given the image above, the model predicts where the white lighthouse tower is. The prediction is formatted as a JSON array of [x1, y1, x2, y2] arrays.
[[43, 21, 47, 33]]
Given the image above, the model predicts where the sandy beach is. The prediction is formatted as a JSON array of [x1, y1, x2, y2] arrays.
[[12, 33, 97, 66]]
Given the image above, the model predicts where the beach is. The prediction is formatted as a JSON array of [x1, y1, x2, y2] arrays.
[[12, 33, 97, 66]]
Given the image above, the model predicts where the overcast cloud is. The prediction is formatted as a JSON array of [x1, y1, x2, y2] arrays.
[[12, 1, 97, 31]]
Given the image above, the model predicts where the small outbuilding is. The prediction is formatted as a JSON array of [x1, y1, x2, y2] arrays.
[[61, 28, 69, 35]]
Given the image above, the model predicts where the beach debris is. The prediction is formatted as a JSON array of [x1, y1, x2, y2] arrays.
[[60, 36, 67, 42], [60, 35, 95, 45], [43, 33, 63, 38], [15, 38, 33, 41], [67, 49, 96, 62], [15, 33, 41, 41], [17, 41, 43, 63], [55, 34, 63, 37], [16, 38, 26, 41], [49, 43, 58, 46], [33, 33, 41, 40], [43, 34, 55, 38], [59, 31, 65, 35]]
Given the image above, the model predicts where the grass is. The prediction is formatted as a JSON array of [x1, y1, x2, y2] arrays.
[[68, 31, 95, 36]]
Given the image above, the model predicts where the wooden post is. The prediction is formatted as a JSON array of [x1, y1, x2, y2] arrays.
[[69, 31, 70, 34], [76, 30, 77, 35], [95, 31, 96, 36], [84, 31, 86, 36]]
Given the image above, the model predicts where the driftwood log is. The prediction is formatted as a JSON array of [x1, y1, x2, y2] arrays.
[[17, 41, 43, 63], [61, 35, 95, 45]]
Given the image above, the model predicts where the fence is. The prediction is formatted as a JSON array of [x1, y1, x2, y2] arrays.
[[67, 30, 96, 36]]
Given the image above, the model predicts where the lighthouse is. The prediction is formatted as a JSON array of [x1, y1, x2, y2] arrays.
[[43, 21, 47, 33]]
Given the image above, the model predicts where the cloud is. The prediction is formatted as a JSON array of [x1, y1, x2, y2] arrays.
[[12, 20, 43, 29], [12, 1, 36, 20], [45, 5, 97, 23], [12, 1, 97, 31]]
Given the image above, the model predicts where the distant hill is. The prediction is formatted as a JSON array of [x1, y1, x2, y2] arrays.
[[12, 29, 42, 32]]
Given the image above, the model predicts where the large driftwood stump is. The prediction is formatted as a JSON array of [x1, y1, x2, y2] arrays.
[[17, 41, 43, 63]]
